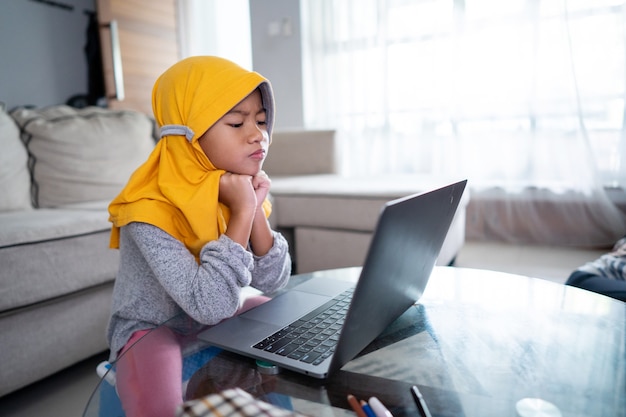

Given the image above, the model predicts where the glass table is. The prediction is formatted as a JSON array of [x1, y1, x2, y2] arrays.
[[84, 266, 626, 417]]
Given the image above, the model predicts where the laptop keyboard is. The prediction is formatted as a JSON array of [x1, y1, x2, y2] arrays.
[[252, 288, 354, 366]]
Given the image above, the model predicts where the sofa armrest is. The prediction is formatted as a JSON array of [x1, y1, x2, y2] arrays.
[[264, 129, 337, 176]]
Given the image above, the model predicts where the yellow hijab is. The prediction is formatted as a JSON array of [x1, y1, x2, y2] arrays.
[[108, 56, 275, 259]]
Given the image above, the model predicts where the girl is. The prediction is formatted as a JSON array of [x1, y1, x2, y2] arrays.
[[106, 56, 291, 417]]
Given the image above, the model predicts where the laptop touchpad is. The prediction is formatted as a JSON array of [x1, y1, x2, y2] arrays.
[[239, 290, 331, 327]]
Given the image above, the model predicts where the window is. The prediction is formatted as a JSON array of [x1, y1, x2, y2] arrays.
[[301, 0, 626, 189]]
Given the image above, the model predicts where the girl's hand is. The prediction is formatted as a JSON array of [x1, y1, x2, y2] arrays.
[[219, 171, 274, 253], [251, 170, 271, 211], [249, 170, 274, 256], [218, 172, 257, 216]]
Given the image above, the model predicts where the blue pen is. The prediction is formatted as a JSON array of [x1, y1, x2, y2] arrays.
[[360, 400, 377, 417]]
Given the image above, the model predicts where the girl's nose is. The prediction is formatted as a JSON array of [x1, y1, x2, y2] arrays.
[[249, 125, 268, 143]]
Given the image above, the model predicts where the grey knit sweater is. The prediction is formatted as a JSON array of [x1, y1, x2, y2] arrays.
[[107, 221, 291, 360]]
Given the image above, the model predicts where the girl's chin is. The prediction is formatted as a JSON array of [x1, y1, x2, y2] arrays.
[[225, 168, 261, 176], [244, 163, 264, 176]]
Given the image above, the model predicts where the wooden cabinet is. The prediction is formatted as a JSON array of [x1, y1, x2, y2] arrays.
[[96, 0, 180, 115]]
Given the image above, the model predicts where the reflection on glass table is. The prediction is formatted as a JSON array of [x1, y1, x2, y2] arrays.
[[84, 266, 626, 417]]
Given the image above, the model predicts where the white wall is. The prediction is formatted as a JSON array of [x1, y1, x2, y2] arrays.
[[0, 0, 95, 110], [249, 0, 304, 129]]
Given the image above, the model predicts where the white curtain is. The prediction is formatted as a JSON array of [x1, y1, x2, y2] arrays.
[[301, 0, 626, 247], [177, 0, 252, 69]]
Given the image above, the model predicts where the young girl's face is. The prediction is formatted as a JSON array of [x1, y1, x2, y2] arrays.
[[198, 89, 269, 175]]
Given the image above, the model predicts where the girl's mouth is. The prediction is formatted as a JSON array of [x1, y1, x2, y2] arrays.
[[249, 149, 266, 160]]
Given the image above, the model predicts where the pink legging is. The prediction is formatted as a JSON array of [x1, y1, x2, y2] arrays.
[[115, 295, 270, 417]]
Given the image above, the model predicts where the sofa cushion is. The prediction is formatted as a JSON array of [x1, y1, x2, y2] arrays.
[[271, 174, 470, 231], [0, 104, 32, 212], [0, 206, 117, 312], [10, 105, 156, 208]]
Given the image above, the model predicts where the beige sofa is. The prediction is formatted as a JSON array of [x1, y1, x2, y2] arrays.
[[264, 130, 470, 274], [0, 104, 156, 397]]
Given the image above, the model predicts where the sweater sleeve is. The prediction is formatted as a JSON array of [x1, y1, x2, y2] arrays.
[[127, 222, 290, 325], [249, 231, 292, 294]]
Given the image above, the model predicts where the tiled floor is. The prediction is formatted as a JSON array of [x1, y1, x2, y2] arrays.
[[454, 240, 603, 285]]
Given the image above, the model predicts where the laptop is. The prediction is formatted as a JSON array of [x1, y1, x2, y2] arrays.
[[198, 179, 467, 378]]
